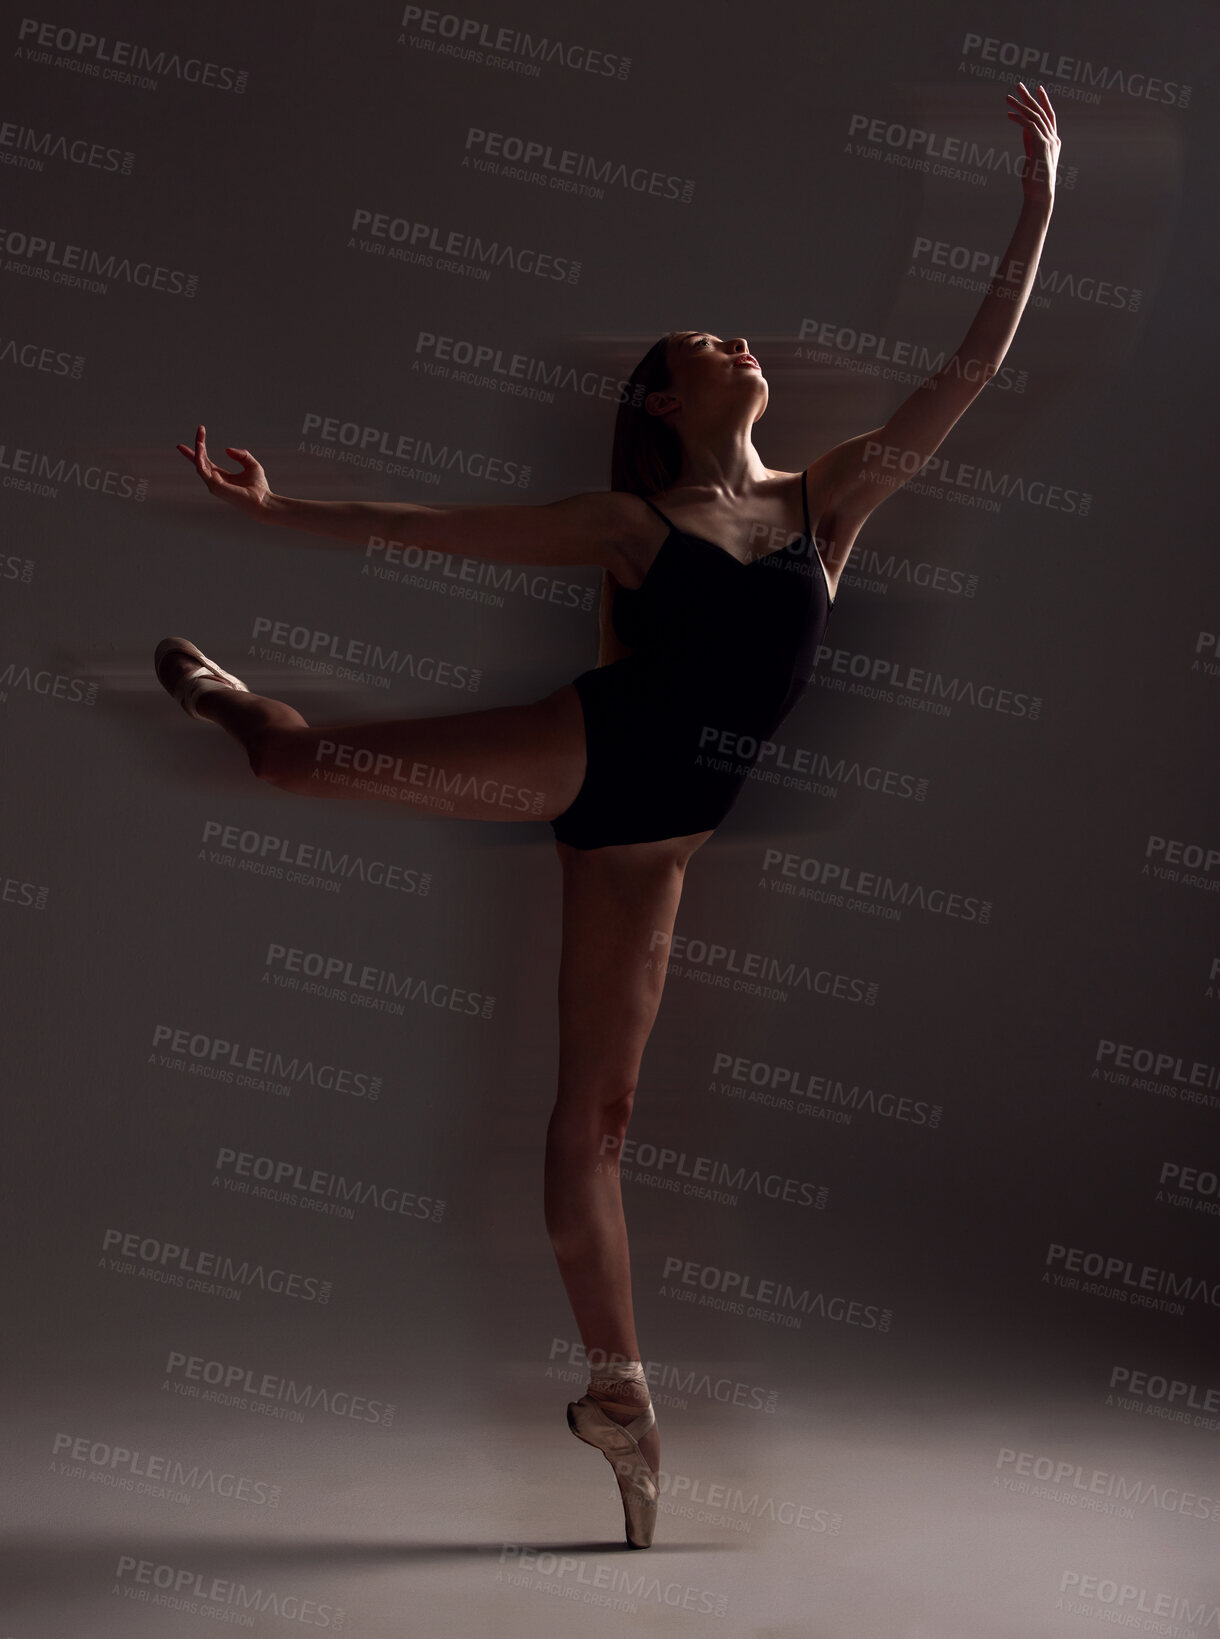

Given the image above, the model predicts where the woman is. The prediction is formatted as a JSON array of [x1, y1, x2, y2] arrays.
[[156, 84, 1059, 1550]]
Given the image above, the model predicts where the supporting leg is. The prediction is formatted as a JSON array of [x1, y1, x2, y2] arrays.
[[546, 829, 712, 1476]]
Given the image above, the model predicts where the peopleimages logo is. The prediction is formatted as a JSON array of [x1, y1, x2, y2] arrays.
[[349, 205, 580, 284], [249, 615, 480, 693], [0, 329, 83, 378], [398, 7, 631, 80], [853, 435, 1090, 517], [812, 642, 1043, 720], [112, 1554, 343, 1627], [151, 1021, 382, 1100], [1143, 833, 1220, 892], [696, 722, 930, 801], [548, 1338, 778, 1413], [958, 32, 1191, 108], [993, 1446, 1219, 1522], [313, 739, 546, 816], [840, 545, 977, 602], [0, 225, 197, 297], [0, 439, 145, 501], [300, 410, 529, 487], [462, 126, 694, 204], [760, 846, 992, 925], [654, 1471, 839, 1536], [711, 1050, 943, 1128], [100, 1229, 331, 1304], [797, 316, 1028, 392], [908, 237, 1141, 313], [50, 1431, 280, 1508], [1044, 1242, 1220, 1314], [1056, 1572, 1218, 1627], [0, 118, 134, 175], [1106, 1364, 1220, 1431], [1195, 630, 1220, 678], [652, 928, 879, 1006], [413, 329, 644, 405], [496, 1543, 727, 1617], [212, 1146, 445, 1223], [1158, 1160, 1220, 1217], [0, 657, 96, 703], [1092, 1037, 1220, 1113], [2, 870, 49, 910], [163, 1349, 395, 1426], [199, 818, 430, 897], [364, 535, 595, 613], [661, 1256, 892, 1332], [15, 19, 249, 93], [843, 112, 1075, 189], [263, 941, 496, 1021], [1094, 1038, 1220, 1090], [600, 1135, 828, 1210]]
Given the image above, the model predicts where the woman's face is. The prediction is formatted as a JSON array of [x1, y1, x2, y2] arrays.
[[653, 331, 768, 422]]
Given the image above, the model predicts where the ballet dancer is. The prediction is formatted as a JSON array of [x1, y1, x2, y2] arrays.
[[155, 84, 1059, 1549]]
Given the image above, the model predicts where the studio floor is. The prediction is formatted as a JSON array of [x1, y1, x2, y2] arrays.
[[6, 1369, 1213, 1638]]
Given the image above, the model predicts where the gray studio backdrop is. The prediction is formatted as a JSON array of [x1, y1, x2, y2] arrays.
[[2, 1, 1217, 1635]]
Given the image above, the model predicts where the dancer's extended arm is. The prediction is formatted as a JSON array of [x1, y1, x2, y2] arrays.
[[810, 84, 1060, 530], [260, 487, 634, 568], [175, 424, 638, 571]]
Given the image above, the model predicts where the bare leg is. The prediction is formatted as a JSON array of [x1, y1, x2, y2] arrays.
[[157, 642, 711, 1477], [155, 640, 588, 822], [546, 829, 712, 1476]]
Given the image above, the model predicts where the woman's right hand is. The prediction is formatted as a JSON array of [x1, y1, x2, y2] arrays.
[[176, 424, 271, 516]]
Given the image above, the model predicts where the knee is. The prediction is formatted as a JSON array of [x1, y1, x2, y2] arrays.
[[588, 1085, 637, 1160], [550, 1077, 638, 1153], [600, 1084, 636, 1143]]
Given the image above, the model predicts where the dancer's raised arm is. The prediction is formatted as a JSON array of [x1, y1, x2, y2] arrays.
[[811, 83, 1060, 532], [175, 423, 639, 571]]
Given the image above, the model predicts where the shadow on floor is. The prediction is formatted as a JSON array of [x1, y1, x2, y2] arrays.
[[1, 1531, 736, 1597]]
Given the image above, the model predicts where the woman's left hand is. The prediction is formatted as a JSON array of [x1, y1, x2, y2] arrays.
[[1006, 83, 1060, 208]]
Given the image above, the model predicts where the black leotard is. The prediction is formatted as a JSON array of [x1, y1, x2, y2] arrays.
[[550, 468, 835, 848]]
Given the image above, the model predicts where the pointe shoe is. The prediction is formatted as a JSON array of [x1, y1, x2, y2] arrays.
[[155, 637, 249, 721], [567, 1393, 658, 1549]]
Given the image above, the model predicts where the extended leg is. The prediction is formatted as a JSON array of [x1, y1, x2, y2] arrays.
[[546, 828, 712, 1476], [155, 638, 587, 823]]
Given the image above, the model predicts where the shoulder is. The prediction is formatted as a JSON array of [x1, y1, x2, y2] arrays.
[[522, 489, 658, 574], [595, 489, 670, 583], [555, 488, 662, 534]]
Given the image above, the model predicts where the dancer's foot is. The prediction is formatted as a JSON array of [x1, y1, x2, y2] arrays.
[[154, 636, 249, 720], [567, 1362, 660, 1548], [587, 1378, 660, 1477]]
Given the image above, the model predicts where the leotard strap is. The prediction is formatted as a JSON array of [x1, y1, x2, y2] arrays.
[[640, 494, 675, 530]]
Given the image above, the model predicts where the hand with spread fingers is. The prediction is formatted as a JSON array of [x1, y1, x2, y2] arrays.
[[175, 423, 271, 516], [1005, 82, 1060, 208]]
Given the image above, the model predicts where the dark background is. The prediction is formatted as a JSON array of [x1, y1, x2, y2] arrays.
[[2, 2, 1216, 1634]]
